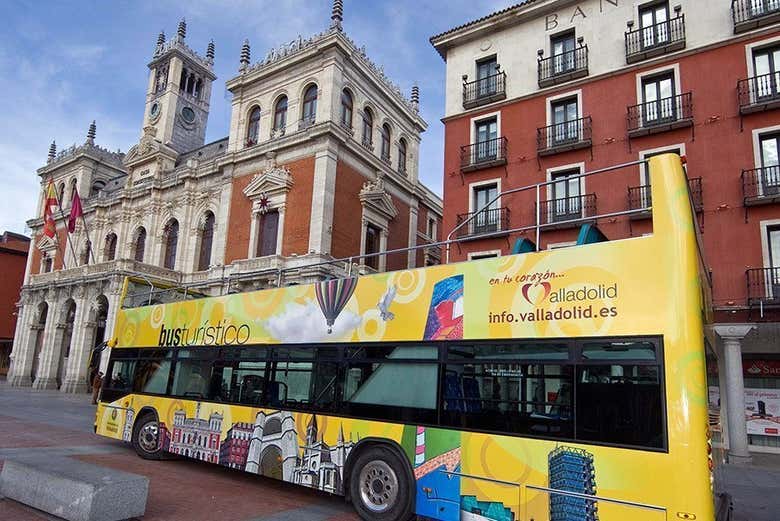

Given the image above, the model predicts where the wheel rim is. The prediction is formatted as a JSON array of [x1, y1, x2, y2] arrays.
[[138, 420, 159, 453], [358, 459, 399, 513]]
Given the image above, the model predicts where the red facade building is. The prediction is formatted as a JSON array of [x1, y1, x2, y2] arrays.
[[431, 0, 780, 460], [0, 231, 30, 376]]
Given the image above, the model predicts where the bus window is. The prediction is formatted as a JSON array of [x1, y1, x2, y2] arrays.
[[220, 361, 266, 405], [346, 344, 438, 360], [442, 362, 574, 439], [134, 352, 172, 394], [447, 342, 569, 361], [576, 364, 664, 448], [107, 359, 136, 393], [172, 358, 214, 399], [581, 340, 657, 361]]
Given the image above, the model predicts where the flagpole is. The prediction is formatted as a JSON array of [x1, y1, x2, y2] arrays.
[[53, 183, 78, 267], [43, 181, 69, 270], [75, 187, 97, 265]]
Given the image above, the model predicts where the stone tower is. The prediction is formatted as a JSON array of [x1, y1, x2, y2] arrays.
[[144, 19, 216, 153]]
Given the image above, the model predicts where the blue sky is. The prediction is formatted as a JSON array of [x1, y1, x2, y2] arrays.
[[0, 0, 514, 235]]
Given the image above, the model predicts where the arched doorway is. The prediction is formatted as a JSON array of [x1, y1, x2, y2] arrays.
[[57, 299, 77, 389], [260, 446, 283, 479], [87, 295, 109, 388], [30, 302, 48, 383]]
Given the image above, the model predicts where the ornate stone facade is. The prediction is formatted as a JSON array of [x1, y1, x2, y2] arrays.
[[8, 4, 442, 393]]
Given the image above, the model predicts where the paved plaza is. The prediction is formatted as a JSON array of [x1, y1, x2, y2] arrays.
[[0, 381, 779, 521]]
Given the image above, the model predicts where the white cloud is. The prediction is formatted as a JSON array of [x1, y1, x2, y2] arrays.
[[265, 300, 361, 343]]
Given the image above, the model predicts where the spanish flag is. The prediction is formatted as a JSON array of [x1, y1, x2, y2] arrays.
[[42, 180, 59, 239]]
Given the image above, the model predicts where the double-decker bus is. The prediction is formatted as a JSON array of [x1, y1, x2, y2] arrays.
[[95, 154, 714, 521]]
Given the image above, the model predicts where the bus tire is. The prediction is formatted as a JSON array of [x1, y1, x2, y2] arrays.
[[348, 445, 414, 521], [132, 412, 164, 460]]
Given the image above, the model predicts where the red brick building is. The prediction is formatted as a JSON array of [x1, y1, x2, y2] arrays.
[[431, 0, 780, 460], [0, 231, 30, 376]]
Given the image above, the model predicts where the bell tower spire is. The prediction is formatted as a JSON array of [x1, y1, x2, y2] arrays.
[[143, 19, 216, 153], [330, 0, 344, 30]]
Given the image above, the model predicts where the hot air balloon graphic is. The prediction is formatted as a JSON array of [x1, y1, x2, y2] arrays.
[[315, 277, 358, 334]]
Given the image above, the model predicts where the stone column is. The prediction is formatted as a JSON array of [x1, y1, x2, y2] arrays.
[[308, 147, 338, 255], [407, 204, 419, 269], [714, 324, 755, 464], [32, 297, 62, 390], [61, 295, 92, 393], [7, 300, 34, 387]]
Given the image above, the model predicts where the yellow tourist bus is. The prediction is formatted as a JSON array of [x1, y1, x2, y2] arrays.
[[95, 154, 714, 521]]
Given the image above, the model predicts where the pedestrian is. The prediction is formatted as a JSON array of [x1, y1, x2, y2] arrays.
[[91, 371, 103, 405]]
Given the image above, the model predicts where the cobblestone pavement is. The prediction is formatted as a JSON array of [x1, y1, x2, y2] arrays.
[[0, 383, 357, 521]]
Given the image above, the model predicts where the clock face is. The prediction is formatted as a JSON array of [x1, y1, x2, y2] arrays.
[[181, 106, 196, 123]]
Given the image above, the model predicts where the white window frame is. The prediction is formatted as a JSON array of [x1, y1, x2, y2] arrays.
[[249, 203, 285, 259], [752, 124, 780, 198], [427, 216, 438, 240], [468, 250, 501, 260], [469, 110, 502, 144], [545, 89, 583, 126], [635, 63, 681, 104], [468, 178, 502, 214], [547, 241, 577, 250], [745, 35, 780, 80], [360, 217, 388, 272]]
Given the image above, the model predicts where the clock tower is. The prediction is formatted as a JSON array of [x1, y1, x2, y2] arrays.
[[144, 19, 216, 153]]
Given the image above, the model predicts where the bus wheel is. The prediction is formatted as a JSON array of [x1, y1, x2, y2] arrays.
[[132, 413, 163, 460], [349, 446, 414, 521]]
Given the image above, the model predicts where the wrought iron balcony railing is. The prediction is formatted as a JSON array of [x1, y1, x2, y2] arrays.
[[748, 267, 780, 306], [538, 46, 589, 88], [742, 165, 780, 204], [463, 71, 507, 109], [628, 177, 703, 215], [738, 73, 780, 114], [537, 116, 592, 155], [627, 92, 693, 136], [732, 0, 780, 33], [538, 193, 597, 227], [298, 115, 316, 130], [460, 137, 508, 172], [625, 15, 686, 63], [454, 207, 510, 239]]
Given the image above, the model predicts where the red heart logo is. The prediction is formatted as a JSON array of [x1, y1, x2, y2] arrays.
[[521, 282, 551, 305]]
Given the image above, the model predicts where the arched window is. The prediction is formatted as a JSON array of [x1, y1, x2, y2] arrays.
[[57, 183, 65, 205], [91, 180, 106, 197], [246, 106, 261, 146], [273, 96, 288, 135], [80, 240, 92, 266], [133, 227, 146, 262], [380, 124, 391, 161], [301, 85, 318, 126], [69, 179, 77, 206], [341, 89, 353, 128], [362, 108, 373, 147], [180, 68, 187, 92], [104, 233, 117, 261], [163, 219, 179, 270], [197, 212, 215, 271], [398, 138, 408, 175]]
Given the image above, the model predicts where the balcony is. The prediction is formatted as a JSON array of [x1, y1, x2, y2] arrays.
[[625, 15, 686, 64], [538, 46, 589, 88], [748, 267, 780, 308], [462, 71, 507, 109], [732, 0, 780, 33], [743, 165, 780, 205], [460, 137, 508, 173], [537, 116, 592, 156], [298, 115, 316, 131], [627, 177, 703, 218], [454, 207, 510, 239], [738, 73, 780, 114], [627, 92, 693, 138], [538, 194, 597, 229]]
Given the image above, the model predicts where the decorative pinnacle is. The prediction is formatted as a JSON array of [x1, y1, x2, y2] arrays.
[[411, 84, 419, 107], [47, 141, 56, 163], [331, 0, 343, 29], [177, 18, 186, 40], [206, 39, 215, 61], [86, 120, 96, 144], [157, 30, 165, 47], [239, 39, 250, 70]]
